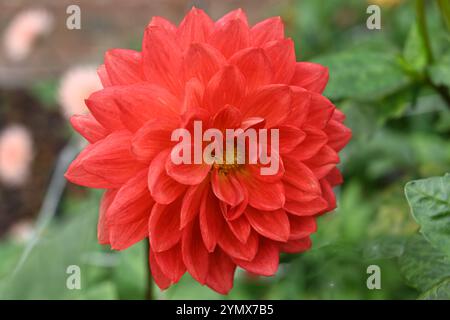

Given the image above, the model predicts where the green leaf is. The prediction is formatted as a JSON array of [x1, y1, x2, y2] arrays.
[[405, 173, 450, 256], [313, 48, 410, 101], [419, 279, 450, 300], [428, 53, 450, 87], [403, 23, 428, 72], [399, 235, 450, 295]]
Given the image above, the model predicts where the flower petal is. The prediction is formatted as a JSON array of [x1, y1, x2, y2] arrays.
[[200, 187, 225, 252], [209, 18, 250, 59], [148, 150, 187, 204], [263, 39, 296, 84], [153, 243, 186, 283], [239, 84, 291, 128], [183, 43, 226, 86], [180, 179, 209, 228], [245, 207, 290, 242], [211, 170, 245, 207], [282, 157, 321, 195], [85, 88, 124, 131], [132, 120, 177, 162], [143, 25, 183, 95], [205, 249, 236, 294], [289, 215, 317, 240], [226, 214, 251, 244], [182, 219, 210, 284], [98, 189, 117, 245], [229, 47, 273, 92], [149, 246, 172, 290], [234, 238, 279, 276], [284, 196, 328, 216], [290, 62, 329, 93], [149, 200, 182, 252], [177, 8, 214, 49], [203, 65, 246, 113], [70, 114, 109, 144], [104, 49, 144, 85], [218, 227, 259, 261], [279, 237, 312, 253], [251, 17, 285, 47], [288, 126, 328, 161]]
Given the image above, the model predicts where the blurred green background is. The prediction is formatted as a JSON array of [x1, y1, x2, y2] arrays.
[[0, 0, 449, 300]]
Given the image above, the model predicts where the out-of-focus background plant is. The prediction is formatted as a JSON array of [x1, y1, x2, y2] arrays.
[[0, 0, 449, 300]]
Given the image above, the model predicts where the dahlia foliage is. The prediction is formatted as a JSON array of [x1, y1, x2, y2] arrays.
[[65, 8, 351, 294]]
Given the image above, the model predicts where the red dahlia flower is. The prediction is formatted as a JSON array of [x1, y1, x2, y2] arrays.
[[65, 8, 351, 294]]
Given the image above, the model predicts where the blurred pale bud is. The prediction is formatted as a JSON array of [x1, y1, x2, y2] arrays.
[[2, 8, 54, 61], [0, 125, 34, 187], [58, 66, 102, 119]]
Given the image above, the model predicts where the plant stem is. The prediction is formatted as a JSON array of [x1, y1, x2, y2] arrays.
[[416, 0, 434, 64], [145, 241, 153, 300], [437, 0, 450, 32], [416, 0, 450, 109]]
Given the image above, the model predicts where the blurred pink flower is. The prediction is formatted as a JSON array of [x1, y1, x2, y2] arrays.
[[0, 125, 34, 187], [9, 219, 34, 243], [58, 66, 103, 119], [2, 8, 54, 61]]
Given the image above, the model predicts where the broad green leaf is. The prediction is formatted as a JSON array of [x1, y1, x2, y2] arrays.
[[403, 23, 427, 72], [405, 173, 450, 256], [419, 279, 450, 300], [313, 49, 410, 101], [399, 235, 450, 295], [428, 53, 450, 87]]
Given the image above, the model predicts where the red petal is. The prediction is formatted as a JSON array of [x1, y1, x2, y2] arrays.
[[304, 145, 339, 180], [149, 246, 172, 290], [229, 48, 273, 92], [98, 189, 117, 245], [205, 249, 236, 294], [305, 93, 335, 129], [70, 114, 109, 144], [132, 120, 177, 162], [104, 49, 144, 85], [180, 179, 208, 228], [288, 126, 328, 161], [166, 160, 211, 186], [183, 43, 226, 86], [97, 64, 112, 87], [211, 170, 244, 207], [234, 238, 279, 276], [109, 218, 149, 251], [177, 8, 214, 49], [278, 125, 306, 154], [67, 131, 145, 189], [280, 237, 312, 253], [203, 65, 246, 113], [209, 18, 250, 59], [282, 156, 321, 195], [143, 25, 183, 95], [284, 181, 319, 202], [326, 167, 343, 186], [251, 17, 285, 47], [182, 219, 210, 284], [226, 214, 251, 243], [215, 9, 248, 27], [85, 88, 124, 131], [284, 86, 311, 127], [212, 105, 242, 131], [148, 16, 177, 32], [245, 207, 290, 242], [218, 226, 259, 261], [284, 197, 328, 216], [289, 215, 317, 240], [148, 150, 187, 204], [183, 78, 205, 112], [149, 200, 182, 252], [115, 83, 180, 132], [200, 188, 225, 252], [108, 169, 153, 225], [238, 171, 285, 211], [154, 243, 186, 283], [290, 62, 329, 93], [263, 39, 296, 84], [239, 84, 291, 128], [324, 119, 352, 152]]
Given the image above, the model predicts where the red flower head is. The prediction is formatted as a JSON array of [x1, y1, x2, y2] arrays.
[[66, 8, 351, 294]]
